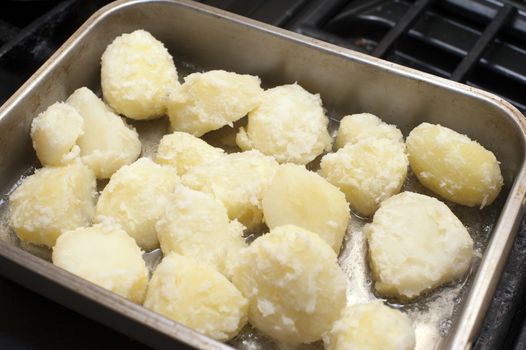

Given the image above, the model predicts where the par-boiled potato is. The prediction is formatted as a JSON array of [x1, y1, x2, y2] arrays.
[[167, 70, 263, 136], [9, 162, 96, 248], [52, 223, 148, 304], [155, 131, 224, 175], [335, 113, 403, 149], [66, 87, 142, 179], [365, 191, 474, 300], [236, 83, 332, 164], [101, 29, 178, 120], [324, 301, 415, 350], [144, 253, 248, 341], [407, 122, 503, 207], [319, 138, 408, 217], [30, 102, 84, 166], [232, 225, 347, 345], [95, 158, 178, 251], [262, 163, 350, 253], [182, 150, 278, 230]]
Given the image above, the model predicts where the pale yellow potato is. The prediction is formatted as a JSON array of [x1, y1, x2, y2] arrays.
[[52, 223, 148, 304], [319, 138, 408, 217], [182, 150, 278, 230], [232, 225, 347, 345], [335, 113, 403, 149], [144, 253, 248, 341], [167, 70, 263, 136], [262, 164, 350, 253], [95, 158, 178, 251], [155, 131, 224, 175], [365, 192, 474, 300], [407, 122, 503, 207], [236, 83, 332, 164], [9, 162, 96, 248], [66, 87, 142, 179], [101, 29, 178, 120], [30, 102, 84, 166], [156, 185, 246, 278], [324, 301, 415, 350]]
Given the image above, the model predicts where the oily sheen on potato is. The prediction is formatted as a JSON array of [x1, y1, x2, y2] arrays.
[[407, 122, 503, 207], [66, 87, 142, 179], [95, 158, 178, 251], [144, 253, 248, 341], [236, 83, 332, 164], [366, 192, 474, 300], [335, 113, 403, 149], [156, 185, 246, 278], [262, 163, 350, 253], [30, 102, 84, 166], [232, 225, 347, 345], [9, 162, 96, 248], [167, 70, 263, 136], [324, 302, 415, 350], [52, 223, 148, 304], [101, 29, 178, 120]]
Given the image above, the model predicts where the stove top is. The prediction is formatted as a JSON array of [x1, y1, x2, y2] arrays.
[[1, 1, 526, 349]]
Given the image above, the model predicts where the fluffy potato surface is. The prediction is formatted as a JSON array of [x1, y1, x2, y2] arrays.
[[52, 223, 148, 304], [335, 113, 403, 149], [101, 29, 178, 120], [365, 192, 474, 300], [155, 131, 224, 175], [324, 301, 415, 350], [319, 138, 408, 217], [9, 162, 96, 247], [66, 87, 142, 179], [156, 185, 246, 277], [407, 122, 503, 207], [232, 225, 347, 345], [167, 70, 263, 136], [144, 253, 248, 341], [95, 158, 178, 251], [182, 150, 278, 230], [262, 163, 349, 253], [236, 83, 332, 164], [30, 102, 84, 166]]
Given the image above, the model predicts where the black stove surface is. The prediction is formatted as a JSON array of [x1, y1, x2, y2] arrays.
[[1, 1, 526, 349]]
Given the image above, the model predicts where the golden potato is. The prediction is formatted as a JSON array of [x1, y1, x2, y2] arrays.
[[407, 122, 503, 207], [167, 70, 263, 136], [101, 29, 178, 120], [9, 162, 96, 248], [335, 113, 403, 149], [236, 83, 332, 164], [262, 163, 350, 253]]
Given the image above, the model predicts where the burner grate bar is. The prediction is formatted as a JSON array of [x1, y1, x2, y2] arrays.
[[451, 4, 516, 82]]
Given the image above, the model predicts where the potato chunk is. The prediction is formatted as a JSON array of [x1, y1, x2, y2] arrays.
[[95, 158, 178, 251], [365, 192, 474, 300], [52, 223, 148, 304], [324, 302, 415, 350], [144, 253, 248, 341], [30, 102, 84, 166], [9, 162, 96, 247], [319, 138, 408, 217], [407, 122, 503, 207], [101, 29, 178, 120], [236, 83, 332, 164], [232, 225, 347, 345], [335, 113, 403, 149], [156, 185, 246, 277], [262, 164, 350, 253], [66, 87, 142, 179], [167, 70, 263, 136], [155, 131, 224, 175], [182, 150, 278, 230]]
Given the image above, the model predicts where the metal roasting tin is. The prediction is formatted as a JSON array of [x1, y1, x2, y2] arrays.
[[0, 0, 526, 349]]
